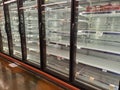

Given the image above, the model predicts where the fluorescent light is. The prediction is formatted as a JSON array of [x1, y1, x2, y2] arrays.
[[42, 1, 67, 7], [1, 0, 16, 5], [19, 5, 37, 10]]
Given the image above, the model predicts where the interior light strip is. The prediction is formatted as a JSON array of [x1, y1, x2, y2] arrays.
[[1, 0, 16, 5], [41, 1, 68, 7]]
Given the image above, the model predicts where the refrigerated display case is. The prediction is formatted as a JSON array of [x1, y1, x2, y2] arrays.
[[0, 6, 9, 54], [42, 0, 120, 89], [9, 2, 22, 58], [42, 0, 71, 76], [41, 0, 120, 89], [0, 0, 120, 90], [22, 0, 40, 64], [75, 0, 120, 90]]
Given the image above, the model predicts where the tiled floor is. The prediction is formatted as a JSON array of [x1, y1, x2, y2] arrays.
[[0, 57, 65, 90]]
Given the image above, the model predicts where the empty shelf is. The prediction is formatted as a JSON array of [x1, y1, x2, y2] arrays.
[[47, 46, 120, 74]]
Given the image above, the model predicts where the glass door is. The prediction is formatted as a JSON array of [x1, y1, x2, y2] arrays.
[[42, 0, 71, 76], [75, 0, 120, 90], [0, 6, 9, 54], [9, 2, 22, 58], [22, 0, 40, 64]]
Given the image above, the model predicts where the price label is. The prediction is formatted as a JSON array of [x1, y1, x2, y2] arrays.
[[95, 31, 103, 39], [77, 46, 81, 49], [89, 77, 95, 81], [102, 69, 107, 72], [109, 84, 116, 90], [96, 31, 103, 37]]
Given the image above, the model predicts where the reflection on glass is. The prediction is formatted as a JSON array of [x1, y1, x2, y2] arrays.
[[0, 6, 9, 54], [9, 3, 22, 58], [76, 0, 120, 90], [43, 0, 71, 76], [23, 0, 40, 64]]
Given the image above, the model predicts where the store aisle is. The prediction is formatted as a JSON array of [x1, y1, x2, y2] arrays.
[[0, 57, 64, 90]]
